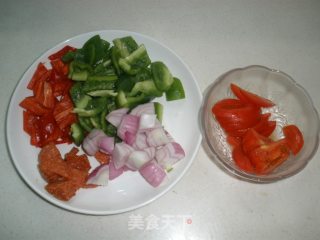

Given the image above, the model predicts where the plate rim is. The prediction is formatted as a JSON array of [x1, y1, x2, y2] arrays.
[[6, 30, 202, 215]]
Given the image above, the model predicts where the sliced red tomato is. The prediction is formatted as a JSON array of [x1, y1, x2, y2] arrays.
[[242, 128, 272, 154], [48, 45, 76, 61], [248, 139, 290, 174], [230, 83, 275, 108], [230, 83, 248, 103], [256, 120, 276, 137], [226, 135, 241, 148], [232, 146, 255, 173], [27, 63, 48, 90], [252, 113, 276, 137], [283, 125, 304, 155], [212, 98, 261, 131], [212, 98, 246, 115], [226, 128, 248, 137]]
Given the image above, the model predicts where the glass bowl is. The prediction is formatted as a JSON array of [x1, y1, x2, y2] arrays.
[[201, 65, 320, 183]]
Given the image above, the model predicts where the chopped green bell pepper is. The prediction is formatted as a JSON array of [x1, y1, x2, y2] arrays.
[[165, 77, 185, 101], [129, 80, 163, 97], [151, 61, 174, 91]]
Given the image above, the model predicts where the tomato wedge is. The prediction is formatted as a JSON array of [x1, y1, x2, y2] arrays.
[[248, 139, 290, 174], [283, 125, 304, 155], [211, 84, 304, 175], [230, 83, 275, 108], [212, 98, 261, 131], [242, 128, 272, 154], [252, 113, 276, 137], [226, 135, 241, 148], [232, 146, 255, 173]]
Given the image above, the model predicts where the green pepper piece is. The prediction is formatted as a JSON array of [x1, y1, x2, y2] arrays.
[[74, 97, 107, 117], [71, 123, 85, 146], [100, 109, 108, 133], [78, 117, 93, 132], [128, 80, 163, 97], [75, 95, 92, 109], [69, 83, 92, 109], [61, 51, 75, 63], [71, 70, 89, 81], [87, 90, 117, 97], [82, 35, 110, 65], [90, 116, 101, 129], [165, 77, 185, 101], [118, 45, 151, 75], [113, 36, 139, 58], [87, 74, 118, 81], [154, 102, 163, 123], [82, 81, 115, 93], [116, 90, 153, 109], [105, 123, 118, 137], [151, 61, 174, 91], [111, 46, 121, 75], [69, 82, 83, 104], [116, 75, 136, 92]]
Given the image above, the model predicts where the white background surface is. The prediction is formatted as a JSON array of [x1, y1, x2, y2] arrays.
[[1, 0, 320, 239]]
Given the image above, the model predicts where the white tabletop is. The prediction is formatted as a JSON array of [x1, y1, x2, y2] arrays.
[[1, 0, 320, 239]]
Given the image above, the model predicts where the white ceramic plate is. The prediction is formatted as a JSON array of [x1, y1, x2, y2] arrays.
[[6, 30, 202, 215]]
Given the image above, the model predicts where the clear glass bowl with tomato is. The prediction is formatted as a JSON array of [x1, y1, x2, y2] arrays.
[[201, 65, 320, 183]]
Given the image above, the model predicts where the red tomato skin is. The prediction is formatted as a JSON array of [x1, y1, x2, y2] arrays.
[[212, 99, 261, 132], [283, 125, 304, 155], [230, 83, 275, 108], [226, 135, 242, 148], [242, 128, 272, 154], [248, 139, 290, 174], [232, 146, 255, 173], [230, 83, 249, 104]]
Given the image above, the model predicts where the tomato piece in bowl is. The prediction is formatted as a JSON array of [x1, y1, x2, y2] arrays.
[[230, 83, 275, 108]]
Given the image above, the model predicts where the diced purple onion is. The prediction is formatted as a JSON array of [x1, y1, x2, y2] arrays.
[[87, 164, 109, 186], [112, 142, 134, 169], [82, 129, 106, 156], [132, 132, 149, 150], [144, 147, 156, 159], [139, 160, 167, 187], [124, 131, 136, 146], [130, 102, 155, 116], [106, 108, 129, 127], [98, 136, 115, 154], [139, 114, 157, 130], [109, 161, 124, 180], [126, 150, 151, 170], [155, 142, 185, 170], [117, 114, 139, 140], [146, 128, 171, 147]]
